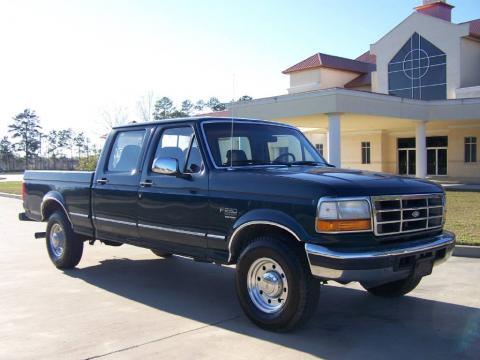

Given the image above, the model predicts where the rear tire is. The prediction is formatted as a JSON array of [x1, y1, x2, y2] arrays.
[[46, 211, 83, 269], [235, 237, 319, 332], [151, 249, 172, 258], [361, 276, 422, 297]]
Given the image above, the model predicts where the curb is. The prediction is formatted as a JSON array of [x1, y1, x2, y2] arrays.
[[0, 192, 21, 200], [453, 245, 480, 259]]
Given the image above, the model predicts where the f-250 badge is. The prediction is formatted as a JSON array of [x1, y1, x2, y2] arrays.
[[220, 207, 238, 220]]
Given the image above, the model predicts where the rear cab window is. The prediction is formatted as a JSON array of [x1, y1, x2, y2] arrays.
[[107, 130, 147, 174]]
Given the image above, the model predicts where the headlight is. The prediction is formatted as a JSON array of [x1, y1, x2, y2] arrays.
[[316, 198, 372, 233]]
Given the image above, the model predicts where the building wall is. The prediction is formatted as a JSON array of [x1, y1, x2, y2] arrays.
[[341, 131, 384, 172], [288, 68, 360, 94], [460, 38, 480, 89], [274, 113, 480, 180], [370, 12, 470, 99], [447, 126, 480, 178]]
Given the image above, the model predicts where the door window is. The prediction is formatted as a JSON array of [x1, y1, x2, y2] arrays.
[[107, 130, 146, 173], [154, 127, 203, 173]]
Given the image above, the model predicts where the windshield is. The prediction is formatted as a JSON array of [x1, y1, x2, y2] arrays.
[[202, 121, 328, 167]]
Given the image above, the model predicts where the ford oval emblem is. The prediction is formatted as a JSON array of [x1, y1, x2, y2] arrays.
[[412, 210, 420, 218]]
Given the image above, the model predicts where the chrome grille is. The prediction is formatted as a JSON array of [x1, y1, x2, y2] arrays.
[[372, 194, 445, 236]]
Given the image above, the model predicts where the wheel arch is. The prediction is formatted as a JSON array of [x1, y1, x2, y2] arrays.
[[41, 192, 72, 224], [228, 209, 309, 263]]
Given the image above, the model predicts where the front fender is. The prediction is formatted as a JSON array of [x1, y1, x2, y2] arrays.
[[231, 209, 311, 241], [228, 209, 313, 262]]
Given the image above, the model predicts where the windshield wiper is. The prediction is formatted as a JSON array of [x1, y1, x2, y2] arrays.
[[290, 161, 326, 166], [227, 160, 284, 166]]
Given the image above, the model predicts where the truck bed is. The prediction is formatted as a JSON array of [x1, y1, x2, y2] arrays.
[[23, 170, 95, 237]]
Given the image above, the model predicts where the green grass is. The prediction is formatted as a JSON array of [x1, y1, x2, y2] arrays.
[[0, 181, 22, 195], [0, 180, 477, 245], [444, 191, 480, 246]]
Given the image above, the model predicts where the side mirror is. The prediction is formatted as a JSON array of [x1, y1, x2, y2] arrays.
[[152, 157, 179, 175]]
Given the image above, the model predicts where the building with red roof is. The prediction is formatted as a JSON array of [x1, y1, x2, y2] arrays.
[[225, 1, 480, 181]]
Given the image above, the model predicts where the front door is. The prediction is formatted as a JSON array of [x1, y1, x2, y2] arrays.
[[92, 127, 152, 243], [426, 137, 448, 176], [397, 137, 448, 176], [137, 125, 209, 255]]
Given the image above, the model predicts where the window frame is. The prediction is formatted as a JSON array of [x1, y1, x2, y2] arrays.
[[104, 129, 148, 174], [315, 143, 324, 156], [149, 124, 205, 175], [465, 136, 477, 163], [361, 141, 371, 165], [200, 120, 326, 169]]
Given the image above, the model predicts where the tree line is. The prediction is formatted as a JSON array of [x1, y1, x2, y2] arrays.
[[137, 94, 252, 121], [1, 109, 98, 170], [1, 94, 252, 171]]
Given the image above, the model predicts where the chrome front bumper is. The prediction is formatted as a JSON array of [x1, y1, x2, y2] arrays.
[[305, 231, 455, 286]]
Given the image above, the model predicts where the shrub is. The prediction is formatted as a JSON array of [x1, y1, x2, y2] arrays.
[[76, 156, 99, 171]]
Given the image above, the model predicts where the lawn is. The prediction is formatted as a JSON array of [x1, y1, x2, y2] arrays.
[[0, 181, 478, 245], [444, 191, 480, 246], [0, 181, 22, 195]]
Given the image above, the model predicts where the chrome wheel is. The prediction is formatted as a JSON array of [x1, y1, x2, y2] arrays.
[[49, 223, 65, 258], [247, 257, 288, 313]]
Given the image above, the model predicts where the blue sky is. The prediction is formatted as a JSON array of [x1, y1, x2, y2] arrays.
[[0, 0, 478, 141]]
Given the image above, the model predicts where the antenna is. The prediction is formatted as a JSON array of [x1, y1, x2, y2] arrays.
[[229, 73, 235, 168]]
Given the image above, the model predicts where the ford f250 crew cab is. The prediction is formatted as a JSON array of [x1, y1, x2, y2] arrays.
[[20, 117, 455, 331]]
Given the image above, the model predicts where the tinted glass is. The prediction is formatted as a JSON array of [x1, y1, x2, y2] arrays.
[[361, 142, 371, 164], [426, 136, 448, 147], [465, 137, 477, 163], [203, 122, 326, 167], [438, 149, 447, 175], [185, 136, 204, 173], [388, 32, 446, 100], [398, 138, 415, 149], [154, 127, 194, 172], [107, 130, 146, 173]]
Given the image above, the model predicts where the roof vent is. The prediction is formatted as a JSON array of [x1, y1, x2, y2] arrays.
[[415, 0, 454, 22]]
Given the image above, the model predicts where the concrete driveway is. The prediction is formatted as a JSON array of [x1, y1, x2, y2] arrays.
[[1, 196, 479, 360]]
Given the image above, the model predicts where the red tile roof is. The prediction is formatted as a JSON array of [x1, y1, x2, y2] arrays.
[[282, 53, 375, 74], [344, 72, 372, 89], [466, 19, 480, 39], [355, 51, 377, 64]]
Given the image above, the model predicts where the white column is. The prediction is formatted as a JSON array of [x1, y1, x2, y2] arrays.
[[327, 113, 341, 167], [415, 121, 427, 178]]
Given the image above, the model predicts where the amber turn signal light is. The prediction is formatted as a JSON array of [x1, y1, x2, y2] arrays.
[[316, 219, 371, 232]]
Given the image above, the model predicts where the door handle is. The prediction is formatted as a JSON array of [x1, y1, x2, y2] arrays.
[[140, 179, 153, 188], [97, 178, 108, 185]]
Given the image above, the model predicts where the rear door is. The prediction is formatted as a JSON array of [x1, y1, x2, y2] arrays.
[[137, 124, 209, 254], [92, 127, 152, 243]]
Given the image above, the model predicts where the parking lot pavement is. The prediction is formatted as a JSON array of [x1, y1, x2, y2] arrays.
[[1, 196, 479, 360]]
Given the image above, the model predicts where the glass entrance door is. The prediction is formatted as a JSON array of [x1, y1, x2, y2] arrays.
[[427, 148, 447, 175], [398, 136, 447, 177], [398, 149, 416, 175]]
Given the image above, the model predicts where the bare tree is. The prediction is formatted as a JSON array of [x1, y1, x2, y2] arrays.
[[98, 106, 130, 134], [136, 91, 155, 122]]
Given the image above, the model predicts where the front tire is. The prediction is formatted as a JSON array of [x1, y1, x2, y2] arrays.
[[361, 276, 422, 297], [46, 211, 84, 269], [235, 237, 319, 332]]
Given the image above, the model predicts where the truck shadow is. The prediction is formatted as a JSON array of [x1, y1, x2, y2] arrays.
[[65, 255, 480, 359]]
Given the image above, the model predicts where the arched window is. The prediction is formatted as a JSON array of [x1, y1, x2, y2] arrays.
[[388, 33, 446, 100]]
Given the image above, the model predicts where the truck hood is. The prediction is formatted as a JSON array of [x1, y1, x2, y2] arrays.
[[242, 166, 443, 197]]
